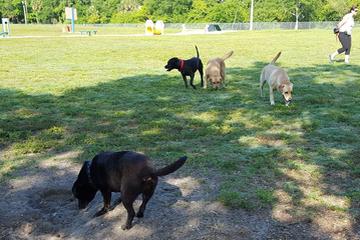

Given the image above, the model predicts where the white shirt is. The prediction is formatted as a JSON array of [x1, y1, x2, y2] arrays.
[[339, 13, 355, 35]]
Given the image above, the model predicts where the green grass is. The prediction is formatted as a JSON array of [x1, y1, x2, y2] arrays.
[[0, 26, 359, 223]]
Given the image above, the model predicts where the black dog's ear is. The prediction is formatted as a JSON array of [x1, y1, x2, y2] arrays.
[[169, 57, 179, 63], [72, 160, 90, 194], [80, 161, 90, 173]]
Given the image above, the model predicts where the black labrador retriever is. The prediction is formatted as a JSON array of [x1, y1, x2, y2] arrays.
[[72, 151, 187, 230], [164, 45, 204, 89]]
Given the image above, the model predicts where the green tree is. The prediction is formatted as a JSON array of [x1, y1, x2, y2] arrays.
[[88, 0, 121, 23], [186, 0, 208, 22], [30, 0, 43, 23], [254, 0, 288, 22], [0, 0, 23, 23], [84, 5, 101, 23], [206, 0, 248, 23], [119, 0, 141, 11], [1, 0, 360, 24], [143, 0, 192, 22], [110, 7, 147, 23], [317, 0, 360, 21], [110, 0, 146, 23]]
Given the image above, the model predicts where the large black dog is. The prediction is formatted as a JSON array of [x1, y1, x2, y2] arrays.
[[164, 46, 204, 89], [72, 151, 187, 230]]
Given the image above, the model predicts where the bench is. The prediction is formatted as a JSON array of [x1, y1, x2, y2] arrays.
[[80, 30, 97, 36], [0, 31, 8, 37]]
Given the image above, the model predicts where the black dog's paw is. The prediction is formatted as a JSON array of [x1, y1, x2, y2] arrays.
[[108, 205, 116, 211], [93, 208, 108, 217], [121, 224, 132, 230], [136, 212, 144, 218]]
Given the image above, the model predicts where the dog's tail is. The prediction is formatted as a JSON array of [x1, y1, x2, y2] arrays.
[[271, 51, 282, 64], [221, 51, 234, 61], [195, 45, 200, 58], [153, 156, 187, 177]]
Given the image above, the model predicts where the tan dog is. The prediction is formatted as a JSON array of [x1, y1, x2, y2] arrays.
[[204, 51, 234, 89], [260, 52, 293, 106]]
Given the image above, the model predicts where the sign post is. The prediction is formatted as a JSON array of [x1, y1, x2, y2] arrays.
[[1, 18, 10, 36], [71, 7, 75, 33], [65, 7, 77, 33]]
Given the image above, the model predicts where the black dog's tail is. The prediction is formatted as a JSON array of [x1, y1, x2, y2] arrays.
[[195, 45, 200, 58], [153, 156, 187, 177], [195, 45, 201, 68]]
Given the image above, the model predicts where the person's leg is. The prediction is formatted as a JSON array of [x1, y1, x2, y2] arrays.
[[330, 33, 347, 62], [329, 50, 339, 62], [338, 33, 348, 54], [345, 35, 352, 64]]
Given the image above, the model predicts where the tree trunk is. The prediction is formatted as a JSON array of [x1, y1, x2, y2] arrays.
[[36, 13, 40, 24]]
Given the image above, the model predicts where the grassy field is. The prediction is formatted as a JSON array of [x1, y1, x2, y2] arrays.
[[0, 26, 359, 232]]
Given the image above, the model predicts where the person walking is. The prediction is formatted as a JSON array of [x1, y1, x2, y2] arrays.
[[329, 6, 358, 64]]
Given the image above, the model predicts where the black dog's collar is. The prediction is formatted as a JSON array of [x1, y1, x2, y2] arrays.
[[178, 59, 185, 72], [86, 161, 95, 186]]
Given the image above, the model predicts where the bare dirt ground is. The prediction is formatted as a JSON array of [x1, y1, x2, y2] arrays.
[[0, 152, 358, 240]]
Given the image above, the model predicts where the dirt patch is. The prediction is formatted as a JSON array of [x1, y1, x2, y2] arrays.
[[0, 153, 358, 240]]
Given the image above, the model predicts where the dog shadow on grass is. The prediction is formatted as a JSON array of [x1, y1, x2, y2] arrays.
[[0, 62, 359, 238]]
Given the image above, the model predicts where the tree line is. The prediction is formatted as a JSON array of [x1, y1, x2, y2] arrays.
[[1, 0, 359, 24]]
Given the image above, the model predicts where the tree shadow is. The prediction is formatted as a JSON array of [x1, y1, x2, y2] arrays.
[[0, 73, 270, 239]]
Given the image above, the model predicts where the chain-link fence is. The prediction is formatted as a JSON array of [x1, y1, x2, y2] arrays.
[[83, 22, 351, 31], [166, 22, 341, 30]]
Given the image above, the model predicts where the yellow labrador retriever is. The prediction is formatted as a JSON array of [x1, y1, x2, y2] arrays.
[[204, 51, 234, 89], [260, 52, 293, 106]]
